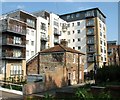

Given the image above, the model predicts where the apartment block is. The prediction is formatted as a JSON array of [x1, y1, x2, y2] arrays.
[[60, 8, 108, 71], [107, 41, 120, 65], [5, 10, 37, 60], [0, 17, 26, 80]]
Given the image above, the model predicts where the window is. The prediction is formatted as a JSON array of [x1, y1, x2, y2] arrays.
[[26, 40, 29, 45], [27, 18, 35, 28], [77, 22, 80, 26], [87, 19, 94, 26], [87, 37, 94, 44], [54, 21, 58, 26], [54, 28, 58, 34], [41, 22, 46, 31], [13, 49, 21, 57], [72, 23, 74, 26], [68, 31, 70, 35], [26, 51, 29, 56], [100, 32, 102, 36], [73, 39, 75, 42], [78, 46, 81, 50], [78, 38, 81, 42], [73, 31, 74, 34], [31, 41, 34, 46], [87, 28, 94, 35], [10, 64, 22, 75], [85, 11, 94, 17], [104, 35, 106, 38], [13, 36, 21, 45], [101, 47, 103, 52], [31, 51, 34, 56], [71, 14, 74, 18], [31, 30, 34, 36], [99, 23, 102, 28], [76, 13, 80, 17], [100, 40, 102, 44], [67, 15, 70, 19], [77, 30, 80, 34], [67, 24, 70, 27]]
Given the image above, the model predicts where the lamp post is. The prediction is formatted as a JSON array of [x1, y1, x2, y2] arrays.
[[93, 54, 101, 83]]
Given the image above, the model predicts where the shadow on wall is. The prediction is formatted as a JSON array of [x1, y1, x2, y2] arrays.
[[44, 74, 67, 91]]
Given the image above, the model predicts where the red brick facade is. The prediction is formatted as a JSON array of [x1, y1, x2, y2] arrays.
[[26, 45, 85, 91]]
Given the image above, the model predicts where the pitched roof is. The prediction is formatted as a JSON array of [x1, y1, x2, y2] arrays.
[[40, 45, 85, 55]]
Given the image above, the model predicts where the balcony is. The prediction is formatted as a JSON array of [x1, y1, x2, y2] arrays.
[[54, 32, 61, 36], [54, 39, 59, 45], [2, 52, 25, 60], [87, 28, 94, 36], [86, 22, 94, 27], [87, 56, 94, 62], [1, 18, 26, 36], [87, 41, 95, 45], [10, 70, 24, 76], [85, 11, 94, 18], [87, 50, 95, 53], [41, 35, 48, 42], [2, 39, 26, 47]]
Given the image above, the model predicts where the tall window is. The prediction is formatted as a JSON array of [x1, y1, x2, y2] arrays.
[[13, 36, 21, 44], [77, 22, 80, 26], [10, 64, 22, 75], [41, 22, 46, 31], [13, 49, 21, 57], [27, 18, 35, 28], [77, 30, 80, 34], [31, 41, 34, 46]]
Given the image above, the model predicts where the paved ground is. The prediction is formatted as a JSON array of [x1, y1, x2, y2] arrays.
[[0, 91, 23, 100]]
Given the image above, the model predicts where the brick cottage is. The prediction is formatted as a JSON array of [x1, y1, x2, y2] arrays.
[[26, 40, 85, 93]]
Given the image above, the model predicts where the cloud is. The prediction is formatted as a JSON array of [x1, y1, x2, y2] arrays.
[[17, 5, 25, 9]]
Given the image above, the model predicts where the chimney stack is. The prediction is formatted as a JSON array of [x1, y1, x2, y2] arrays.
[[60, 39, 68, 47]]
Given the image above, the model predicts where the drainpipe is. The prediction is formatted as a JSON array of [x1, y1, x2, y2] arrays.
[[78, 54, 80, 84], [4, 60, 6, 81], [37, 52, 40, 74]]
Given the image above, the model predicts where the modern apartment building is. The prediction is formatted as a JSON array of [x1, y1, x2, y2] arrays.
[[6, 10, 37, 60], [60, 8, 108, 71], [0, 17, 26, 80], [33, 10, 50, 52], [107, 41, 119, 65], [33, 10, 67, 48]]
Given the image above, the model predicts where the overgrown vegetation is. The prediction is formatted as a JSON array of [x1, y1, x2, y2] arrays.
[[96, 65, 120, 83]]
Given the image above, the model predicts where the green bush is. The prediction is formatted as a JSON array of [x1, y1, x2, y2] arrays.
[[96, 65, 120, 83]]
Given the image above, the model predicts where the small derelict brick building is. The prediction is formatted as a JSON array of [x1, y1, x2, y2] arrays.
[[26, 40, 85, 90]]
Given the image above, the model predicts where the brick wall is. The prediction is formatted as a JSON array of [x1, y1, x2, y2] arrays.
[[26, 52, 84, 93]]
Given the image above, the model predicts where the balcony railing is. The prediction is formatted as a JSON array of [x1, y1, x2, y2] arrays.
[[54, 32, 61, 36], [87, 49, 95, 53], [86, 22, 94, 27], [10, 70, 24, 76], [87, 56, 94, 62], [54, 39, 59, 44], [1, 18, 26, 36], [2, 52, 25, 59], [2, 39, 26, 47], [41, 35, 48, 42], [87, 41, 95, 45]]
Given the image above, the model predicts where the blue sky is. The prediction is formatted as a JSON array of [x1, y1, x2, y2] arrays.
[[1, 2, 118, 42]]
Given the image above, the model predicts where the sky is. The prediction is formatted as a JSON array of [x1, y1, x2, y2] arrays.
[[1, 2, 119, 43]]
